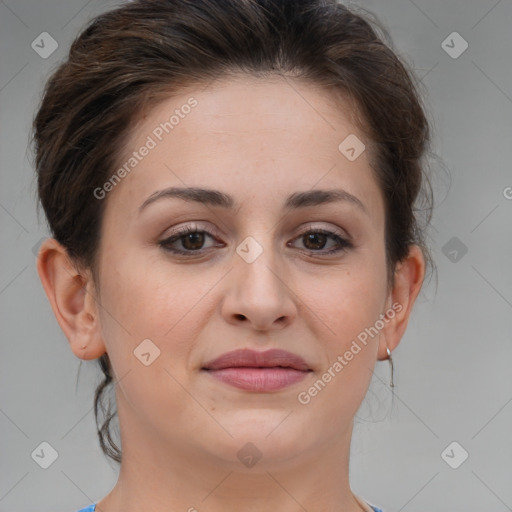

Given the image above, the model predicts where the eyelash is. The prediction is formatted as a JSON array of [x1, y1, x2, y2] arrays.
[[158, 224, 353, 257]]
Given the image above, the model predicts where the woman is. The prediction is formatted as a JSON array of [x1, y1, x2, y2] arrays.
[[32, 0, 433, 510]]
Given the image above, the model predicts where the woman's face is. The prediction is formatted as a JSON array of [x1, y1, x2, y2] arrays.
[[87, 75, 401, 469]]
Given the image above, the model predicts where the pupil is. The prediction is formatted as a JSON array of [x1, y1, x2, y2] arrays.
[[304, 233, 326, 250], [183, 232, 204, 250]]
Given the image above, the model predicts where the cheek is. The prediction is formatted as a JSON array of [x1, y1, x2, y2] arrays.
[[296, 263, 386, 408], [297, 281, 382, 426], [95, 253, 210, 418], [96, 249, 218, 374], [308, 265, 387, 344], [99, 249, 190, 335]]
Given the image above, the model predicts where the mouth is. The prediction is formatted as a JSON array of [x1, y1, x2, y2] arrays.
[[202, 348, 312, 392]]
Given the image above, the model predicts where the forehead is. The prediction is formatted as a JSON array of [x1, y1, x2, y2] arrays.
[[105, 75, 383, 222]]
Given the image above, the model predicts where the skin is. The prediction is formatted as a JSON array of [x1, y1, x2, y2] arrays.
[[37, 74, 425, 512]]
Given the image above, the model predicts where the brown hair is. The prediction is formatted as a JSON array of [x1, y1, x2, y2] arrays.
[[32, 0, 434, 465]]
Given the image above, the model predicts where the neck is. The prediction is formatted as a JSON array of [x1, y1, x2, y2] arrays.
[[96, 399, 366, 512]]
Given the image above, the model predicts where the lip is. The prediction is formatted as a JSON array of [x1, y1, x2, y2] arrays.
[[202, 348, 312, 392], [203, 348, 310, 371]]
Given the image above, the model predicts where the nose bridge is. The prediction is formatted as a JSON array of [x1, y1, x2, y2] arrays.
[[235, 232, 283, 296], [222, 229, 297, 330]]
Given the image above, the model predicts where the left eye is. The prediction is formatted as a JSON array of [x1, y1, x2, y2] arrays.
[[289, 229, 352, 254]]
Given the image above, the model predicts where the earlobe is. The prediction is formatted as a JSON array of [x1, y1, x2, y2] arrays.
[[36, 238, 106, 360], [377, 245, 426, 360]]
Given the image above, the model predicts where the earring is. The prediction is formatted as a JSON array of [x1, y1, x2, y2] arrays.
[[386, 347, 394, 388]]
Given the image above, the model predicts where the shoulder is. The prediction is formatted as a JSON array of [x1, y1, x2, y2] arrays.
[[75, 505, 96, 512], [74, 502, 382, 512], [354, 493, 384, 512]]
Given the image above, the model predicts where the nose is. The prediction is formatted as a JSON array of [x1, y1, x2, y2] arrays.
[[220, 238, 298, 332]]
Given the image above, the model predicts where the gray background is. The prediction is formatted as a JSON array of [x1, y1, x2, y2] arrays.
[[1, 0, 511, 511]]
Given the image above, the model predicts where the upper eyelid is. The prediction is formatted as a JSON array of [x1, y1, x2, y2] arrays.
[[295, 224, 348, 239], [162, 223, 348, 240]]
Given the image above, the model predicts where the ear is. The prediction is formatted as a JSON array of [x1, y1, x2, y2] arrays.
[[377, 244, 425, 361], [36, 238, 106, 360]]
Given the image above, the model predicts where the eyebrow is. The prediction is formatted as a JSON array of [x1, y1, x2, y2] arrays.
[[138, 186, 368, 215]]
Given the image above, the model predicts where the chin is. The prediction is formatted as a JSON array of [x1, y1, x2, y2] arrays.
[[203, 414, 315, 469]]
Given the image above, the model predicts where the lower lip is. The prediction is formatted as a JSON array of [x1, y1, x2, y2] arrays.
[[204, 367, 309, 392]]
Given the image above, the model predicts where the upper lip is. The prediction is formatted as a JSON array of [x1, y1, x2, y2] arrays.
[[202, 348, 311, 371]]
